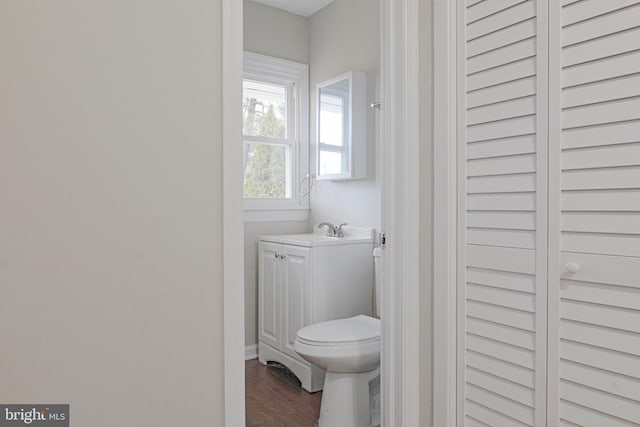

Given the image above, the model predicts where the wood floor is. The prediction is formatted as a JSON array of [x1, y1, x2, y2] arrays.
[[245, 359, 322, 427]]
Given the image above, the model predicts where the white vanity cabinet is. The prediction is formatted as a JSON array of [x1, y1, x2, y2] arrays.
[[258, 230, 373, 392]]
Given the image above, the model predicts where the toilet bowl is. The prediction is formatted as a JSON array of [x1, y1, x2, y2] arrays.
[[294, 315, 380, 427], [294, 248, 383, 427]]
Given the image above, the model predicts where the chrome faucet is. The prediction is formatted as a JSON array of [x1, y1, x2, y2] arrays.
[[317, 222, 348, 237]]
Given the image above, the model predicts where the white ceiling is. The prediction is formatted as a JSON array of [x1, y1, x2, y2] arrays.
[[252, 0, 335, 17]]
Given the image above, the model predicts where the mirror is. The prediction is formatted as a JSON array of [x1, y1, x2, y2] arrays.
[[316, 70, 366, 180]]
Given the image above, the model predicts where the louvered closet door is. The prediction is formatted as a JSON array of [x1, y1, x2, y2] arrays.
[[458, 1, 548, 426], [548, 1, 640, 425]]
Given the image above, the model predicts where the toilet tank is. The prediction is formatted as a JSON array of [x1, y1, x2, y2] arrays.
[[373, 247, 383, 317]]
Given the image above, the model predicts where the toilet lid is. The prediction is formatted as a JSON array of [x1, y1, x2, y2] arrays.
[[296, 315, 380, 345]]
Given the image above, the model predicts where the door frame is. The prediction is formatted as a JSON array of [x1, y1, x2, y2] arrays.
[[432, 0, 458, 426], [222, 0, 246, 426], [379, 0, 421, 424], [221, 0, 432, 425]]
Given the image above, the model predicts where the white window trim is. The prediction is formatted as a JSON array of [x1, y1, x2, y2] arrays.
[[243, 52, 309, 222]]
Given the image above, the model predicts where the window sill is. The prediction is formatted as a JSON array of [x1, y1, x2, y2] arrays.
[[243, 208, 309, 223]]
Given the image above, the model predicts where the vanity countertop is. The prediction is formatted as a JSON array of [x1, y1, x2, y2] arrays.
[[260, 226, 374, 247]]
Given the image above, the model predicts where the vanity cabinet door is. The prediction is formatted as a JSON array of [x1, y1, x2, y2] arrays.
[[280, 244, 312, 360], [258, 242, 280, 350]]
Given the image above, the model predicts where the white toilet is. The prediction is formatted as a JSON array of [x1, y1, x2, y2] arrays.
[[294, 248, 383, 427]]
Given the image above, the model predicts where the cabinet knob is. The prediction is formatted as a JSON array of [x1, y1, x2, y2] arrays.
[[566, 262, 580, 274]]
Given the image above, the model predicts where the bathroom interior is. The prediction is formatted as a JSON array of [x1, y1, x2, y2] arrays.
[[242, 0, 381, 425], [3, 0, 640, 426]]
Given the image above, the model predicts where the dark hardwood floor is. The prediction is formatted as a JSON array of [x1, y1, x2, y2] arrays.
[[245, 359, 322, 427]]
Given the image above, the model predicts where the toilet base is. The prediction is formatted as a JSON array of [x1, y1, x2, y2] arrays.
[[317, 366, 380, 427]]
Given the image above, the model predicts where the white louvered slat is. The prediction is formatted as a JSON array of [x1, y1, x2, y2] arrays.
[[467, 193, 535, 211], [562, 189, 640, 211], [466, 416, 491, 427], [561, 299, 640, 333], [467, 300, 536, 331], [466, 0, 528, 24], [467, 58, 536, 92], [468, 173, 537, 193], [467, 1, 536, 41], [467, 76, 536, 108], [467, 227, 536, 249], [467, 267, 536, 293], [563, 27, 640, 68], [467, 334, 535, 369], [560, 340, 640, 379], [467, 210, 536, 230], [562, 143, 640, 170], [562, 73, 640, 108], [467, 38, 536, 76], [559, 252, 640, 288], [562, 120, 640, 149], [467, 245, 536, 274], [466, 400, 531, 427], [560, 319, 640, 356], [467, 283, 535, 312], [467, 366, 536, 406], [466, 384, 535, 425], [562, 167, 640, 191], [467, 317, 535, 351], [560, 381, 640, 425], [563, 3, 640, 47], [563, 50, 640, 88], [466, 95, 536, 126], [467, 0, 485, 8], [466, 351, 535, 388], [562, 232, 640, 257], [562, 0, 640, 27], [561, 280, 640, 310], [468, 18, 536, 58], [560, 360, 640, 402], [466, 115, 536, 143], [467, 134, 536, 159], [559, 400, 637, 427], [562, 213, 640, 234], [562, 97, 640, 129], [467, 153, 536, 176]]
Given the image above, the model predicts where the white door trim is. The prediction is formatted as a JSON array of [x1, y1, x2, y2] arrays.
[[223, 0, 429, 425], [380, 0, 421, 425], [433, 0, 457, 426], [222, 0, 246, 425]]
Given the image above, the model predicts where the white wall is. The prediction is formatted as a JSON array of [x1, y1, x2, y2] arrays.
[[309, 0, 381, 230], [0, 1, 226, 425], [244, 0, 310, 64], [243, 1, 311, 348]]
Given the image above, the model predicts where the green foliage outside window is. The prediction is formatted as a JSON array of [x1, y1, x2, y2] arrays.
[[243, 98, 288, 198]]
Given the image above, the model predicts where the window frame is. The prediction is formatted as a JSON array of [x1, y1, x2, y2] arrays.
[[242, 52, 309, 221]]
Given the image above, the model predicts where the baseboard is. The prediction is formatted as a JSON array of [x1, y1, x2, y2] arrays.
[[245, 344, 258, 360]]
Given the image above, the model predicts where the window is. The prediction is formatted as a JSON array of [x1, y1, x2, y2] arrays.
[[243, 52, 309, 220]]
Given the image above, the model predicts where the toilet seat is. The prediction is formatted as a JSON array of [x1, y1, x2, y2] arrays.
[[296, 315, 380, 346], [294, 315, 381, 374]]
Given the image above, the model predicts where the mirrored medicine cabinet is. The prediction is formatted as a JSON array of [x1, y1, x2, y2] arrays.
[[316, 70, 367, 181]]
